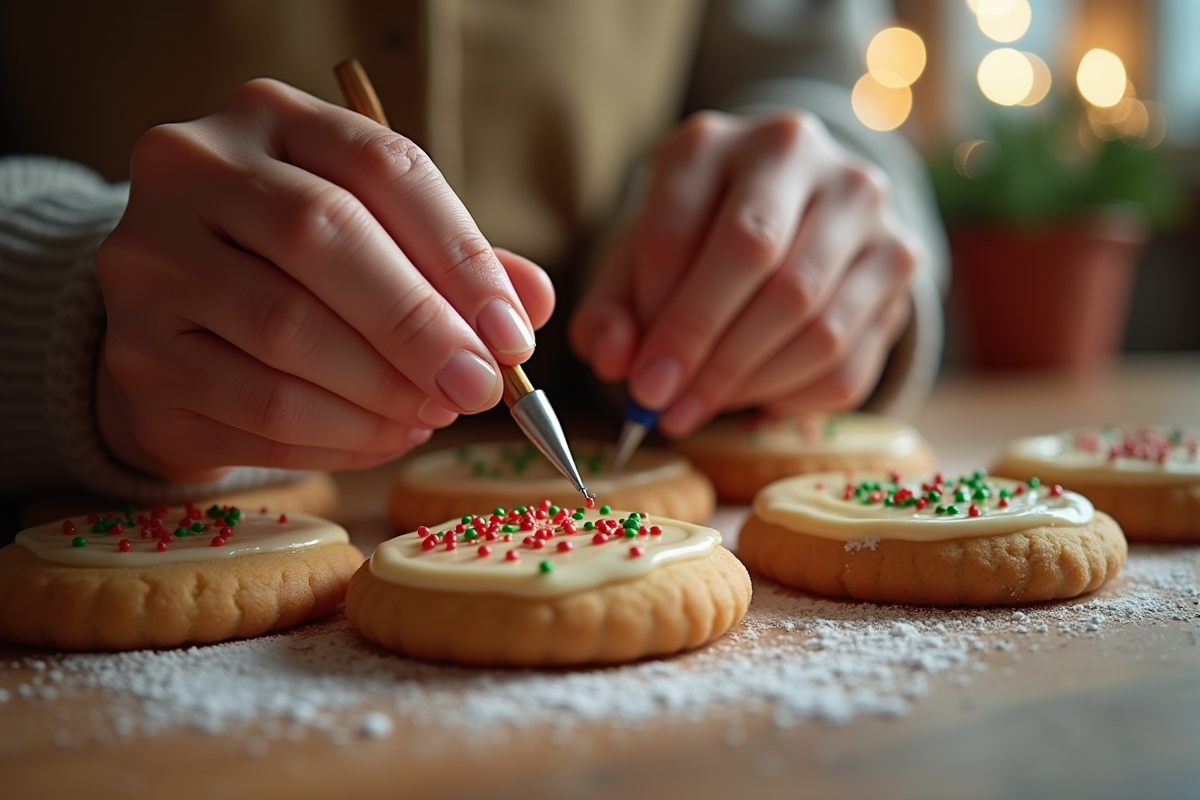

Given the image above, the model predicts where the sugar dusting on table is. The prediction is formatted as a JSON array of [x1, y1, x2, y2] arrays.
[[4, 546, 1199, 756]]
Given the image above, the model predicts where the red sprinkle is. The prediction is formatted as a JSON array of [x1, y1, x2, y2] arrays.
[[1050, 484, 1064, 497], [62, 520, 76, 535], [562, 522, 578, 536], [445, 541, 457, 551], [629, 546, 645, 558], [87, 512, 98, 523], [417, 525, 431, 537], [532, 539, 546, 550], [1015, 485, 1026, 495], [220, 526, 233, 538], [999, 498, 1010, 509], [260, 506, 269, 514], [151, 504, 169, 519], [557, 541, 574, 552], [968, 503, 981, 517], [916, 498, 927, 511], [278, 514, 288, 524], [118, 539, 131, 552], [539, 498, 553, 512], [111, 523, 124, 536], [649, 525, 663, 536], [478, 545, 492, 557], [592, 533, 610, 545], [210, 536, 227, 547], [586, 496, 596, 509], [505, 549, 520, 561], [523, 536, 535, 547], [157, 541, 169, 552], [421, 536, 438, 551], [638, 525, 649, 537]]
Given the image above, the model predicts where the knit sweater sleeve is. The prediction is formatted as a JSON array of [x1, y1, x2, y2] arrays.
[[1, 155, 304, 501], [685, 0, 947, 418]]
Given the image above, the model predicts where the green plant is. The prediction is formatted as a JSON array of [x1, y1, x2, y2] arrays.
[[928, 97, 1184, 231]]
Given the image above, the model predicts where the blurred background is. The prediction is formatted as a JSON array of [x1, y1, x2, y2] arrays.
[[860, 0, 1199, 371]]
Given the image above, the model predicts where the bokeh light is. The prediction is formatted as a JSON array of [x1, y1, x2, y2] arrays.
[[953, 139, 1003, 178], [1076, 49, 1127, 107], [1017, 52, 1052, 106], [976, 0, 1032, 43], [852, 73, 913, 131], [866, 27, 927, 88], [977, 48, 1034, 106]]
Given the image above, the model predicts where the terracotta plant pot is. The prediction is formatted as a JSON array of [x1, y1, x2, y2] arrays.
[[949, 217, 1146, 372]]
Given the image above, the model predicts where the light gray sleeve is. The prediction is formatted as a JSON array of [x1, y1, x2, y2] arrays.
[[1, 155, 305, 501], [685, 0, 947, 417]]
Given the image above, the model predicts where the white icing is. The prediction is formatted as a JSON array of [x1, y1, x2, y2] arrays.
[[754, 472, 1093, 543], [16, 507, 349, 568], [395, 440, 688, 495], [684, 413, 922, 457], [370, 508, 720, 598], [1000, 426, 1200, 485]]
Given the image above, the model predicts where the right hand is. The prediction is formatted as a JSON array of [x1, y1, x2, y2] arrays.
[[95, 78, 554, 483]]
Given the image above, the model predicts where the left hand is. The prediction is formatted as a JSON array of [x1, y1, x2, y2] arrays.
[[569, 110, 918, 437]]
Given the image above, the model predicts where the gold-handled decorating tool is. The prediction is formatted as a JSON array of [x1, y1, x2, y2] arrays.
[[333, 59, 591, 501]]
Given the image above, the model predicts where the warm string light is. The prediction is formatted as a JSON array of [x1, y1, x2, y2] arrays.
[[853, 26, 926, 131]]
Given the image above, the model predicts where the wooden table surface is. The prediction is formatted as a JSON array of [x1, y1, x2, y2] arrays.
[[3, 354, 1199, 800]]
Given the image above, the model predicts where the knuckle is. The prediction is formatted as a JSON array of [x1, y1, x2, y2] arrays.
[[771, 258, 822, 316], [436, 232, 496, 285], [129, 122, 194, 178], [825, 364, 869, 409], [727, 206, 788, 267], [285, 181, 367, 257], [659, 110, 729, 165], [807, 314, 846, 363], [246, 379, 308, 441], [252, 291, 324, 364], [383, 287, 446, 351], [845, 163, 891, 208], [261, 438, 305, 470], [355, 132, 433, 191], [371, 367, 412, 413]]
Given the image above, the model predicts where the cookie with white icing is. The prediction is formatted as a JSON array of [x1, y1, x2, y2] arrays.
[[0, 502, 362, 650], [388, 440, 715, 532], [739, 470, 1126, 606], [672, 413, 937, 503], [348, 499, 751, 665], [992, 425, 1200, 542]]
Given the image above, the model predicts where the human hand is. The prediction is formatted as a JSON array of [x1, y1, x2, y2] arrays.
[[95, 79, 554, 483], [569, 110, 917, 437]]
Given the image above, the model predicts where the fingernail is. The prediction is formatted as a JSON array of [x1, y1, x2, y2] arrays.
[[631, 355, 683, 409], [408, 428, 433, 446], [477, 298, 535, 355], [661, 394, 705, 436], [436, 351, 499, 411], [417, 398, 459, 428]]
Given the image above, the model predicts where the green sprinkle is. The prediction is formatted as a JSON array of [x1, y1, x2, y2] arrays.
[[972, 469, 987, 481], [927, 490, 941, 502], [516, 506, 528, 514], [549, 505, 561, 516], [493, 507, 506, 517], [600, 505, 612, 515], [972, 488, 989, 501], [464, 530, 478, 540], [175, 527, 189, 537], [884, 496, 895, 506], [228, 508, 241, 521], [461, 515, 473, 524], [583, 521, 595, 531], [208, 505, 223, 519], [1028, 477, 1041, 488], [502, 524, 518, 533], [999, 488, 1013, 499], [472, 462, 486, 476], [190, 521, 205, 533], [624, 529, 638, 537], [91, 522, 107, 533], [935, 505, 946, 515], [572, 512, 584, 520], [539, 560, 554, 574], [946, 504, 960, 515], [954, 490, 968, 503], [71, 536, 86, 548]]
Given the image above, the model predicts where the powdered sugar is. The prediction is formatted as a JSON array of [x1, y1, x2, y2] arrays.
[[5, 546, 1199, 753]]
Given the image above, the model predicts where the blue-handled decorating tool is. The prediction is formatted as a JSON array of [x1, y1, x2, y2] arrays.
[[610, 397, 660, 472]]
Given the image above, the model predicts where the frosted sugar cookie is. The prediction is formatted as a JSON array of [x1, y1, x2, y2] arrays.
[[0, 501, 362, 650], [673, 412, 937, 503], [992, 425, 1200, 542], [348, 498, 751, 665], [388, 440, 715, 532], [738, 470, 1126, 606], [20, 470, 340, 529]]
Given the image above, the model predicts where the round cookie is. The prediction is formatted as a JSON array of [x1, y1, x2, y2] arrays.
[[991, 425, 1200, 542], [388, 440, 715, 532], [0, 502, 362, 651], [19, 471, 341, 529], [738, 470, 1126, 606], [673, 412, 937, 503], [348, 499, 752, 666]]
